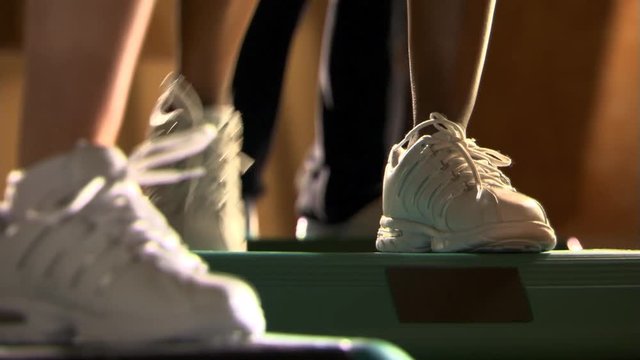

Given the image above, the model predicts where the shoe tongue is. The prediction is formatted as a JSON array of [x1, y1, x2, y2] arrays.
[[431, 130, 455, 142], [6, 143, 128, 218], [169, 77, 204, 121], [150, 77, 203, 131]]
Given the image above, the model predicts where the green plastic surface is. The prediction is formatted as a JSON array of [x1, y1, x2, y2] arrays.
[[198, 249, 640, 360]]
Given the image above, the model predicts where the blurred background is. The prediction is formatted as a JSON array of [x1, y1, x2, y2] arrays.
[[0, 0, 637, 249]]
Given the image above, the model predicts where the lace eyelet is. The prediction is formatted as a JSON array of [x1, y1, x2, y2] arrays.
[[440, 160, 449, 170]]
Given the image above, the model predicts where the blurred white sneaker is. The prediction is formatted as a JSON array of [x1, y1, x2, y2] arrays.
[[376, 113, 556, 253], [0, 132, 265, 345], [295, 197, 381, 240], [147, 76, 252, 251]]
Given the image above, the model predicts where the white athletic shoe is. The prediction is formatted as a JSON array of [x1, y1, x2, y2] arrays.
[[0, 130, 265, 345], [295, 198, 382, 240], [376, 113, 556, 253], [146, 76, 252, 251]]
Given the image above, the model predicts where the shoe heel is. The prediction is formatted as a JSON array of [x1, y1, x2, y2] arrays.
[[375, 216, 434, 252]]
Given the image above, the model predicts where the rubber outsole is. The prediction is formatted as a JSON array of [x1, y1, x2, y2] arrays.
[[376, 215, 556, 253]]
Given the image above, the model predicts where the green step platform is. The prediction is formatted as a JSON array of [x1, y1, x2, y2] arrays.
[[199, 247, 640, 360]]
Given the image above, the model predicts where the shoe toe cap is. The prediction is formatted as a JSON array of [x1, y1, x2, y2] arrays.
[[445, 188, 549, 230], [492, 188, 548, 224], [194, 273, 266, 338]]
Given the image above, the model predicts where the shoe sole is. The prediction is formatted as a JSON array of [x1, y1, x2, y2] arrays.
[[0, 295, 250, 345], [376, 215, 556, 253]]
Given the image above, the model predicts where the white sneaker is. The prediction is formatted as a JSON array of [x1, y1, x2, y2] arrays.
[[376, 113, 556, 253], [0, 131, 265, 345], [295, 197, 382, 240], [146, 76, 252, 251]]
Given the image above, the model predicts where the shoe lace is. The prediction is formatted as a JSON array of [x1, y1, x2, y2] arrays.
[[149, 73, 203, 130], [17, 124, 218, 276], [129, 123, 217, 186], [401, 112, 514, 200]]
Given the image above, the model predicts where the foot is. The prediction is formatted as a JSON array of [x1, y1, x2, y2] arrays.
[[0, 134, 264, 345], [376, 113, 556, 253], [295, 197, 382, 240], [294, 143, 382, 241], [146, 76, 252, 251]]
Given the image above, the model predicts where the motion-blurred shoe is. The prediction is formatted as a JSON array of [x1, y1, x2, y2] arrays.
[[295, 197, 381, 240], [294, 143, 382, 241], [376, 112, 556, 252], [0, 133, 264, 345], [147, 76, 251, 251]]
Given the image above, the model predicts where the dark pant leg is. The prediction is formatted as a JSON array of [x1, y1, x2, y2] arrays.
[[233, 0, 306, 200], [296, 0, 397, 223]]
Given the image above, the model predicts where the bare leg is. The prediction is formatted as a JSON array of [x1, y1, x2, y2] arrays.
[[179, 0, 258, 106], [407, 0, 496, 127], [19, 0, 155, 167]]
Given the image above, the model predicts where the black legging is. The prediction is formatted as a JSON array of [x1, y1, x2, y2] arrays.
[[234, 0, 408, 223]]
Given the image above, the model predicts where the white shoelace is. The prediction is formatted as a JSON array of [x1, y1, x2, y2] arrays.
[[149, 74, 204, 129], [401, 113, 514, 200], [130, 124, 217, 185], [11, 125, 218, 276], [8, 124, 215, 226]]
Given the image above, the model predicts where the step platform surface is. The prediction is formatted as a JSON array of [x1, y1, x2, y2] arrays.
[[200, 248, 640, 360], [0, 333, 413, 359]]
